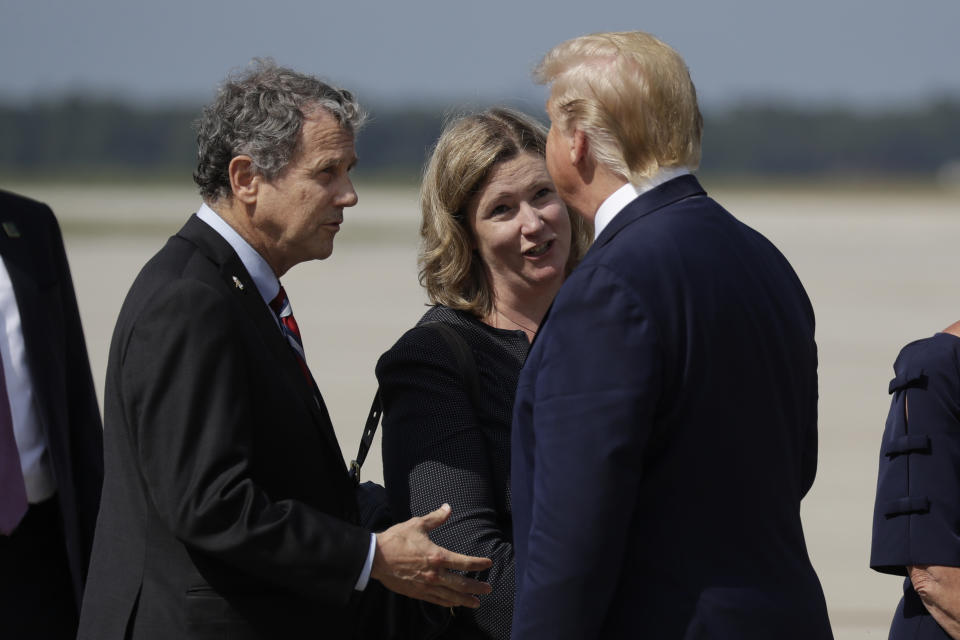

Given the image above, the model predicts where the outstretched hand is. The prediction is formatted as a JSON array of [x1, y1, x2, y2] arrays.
[[371, 503, 493, 608]]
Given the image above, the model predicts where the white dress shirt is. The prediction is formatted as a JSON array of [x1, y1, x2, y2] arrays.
[[196, 204, 376, 591], [593, 167, 691, 240], [0, 256, 56, 504]]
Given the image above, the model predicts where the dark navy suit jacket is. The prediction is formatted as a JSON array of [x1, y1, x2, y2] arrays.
[[871, 333, 960, 639], [511, 175, 833, 639]]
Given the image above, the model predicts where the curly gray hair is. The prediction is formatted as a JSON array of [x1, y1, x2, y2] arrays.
[[194, 59, 367, 202]]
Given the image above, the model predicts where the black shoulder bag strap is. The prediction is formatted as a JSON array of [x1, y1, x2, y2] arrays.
[[349, 321, 480, 484]]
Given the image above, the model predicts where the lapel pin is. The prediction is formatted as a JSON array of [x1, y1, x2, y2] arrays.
[[2, 222, 21, 238], [232, 276, 245, 291]]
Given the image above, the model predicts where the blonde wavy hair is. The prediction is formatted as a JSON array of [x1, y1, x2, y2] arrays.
[[535, 31, 703, 183], [418, 107, 592, 317]]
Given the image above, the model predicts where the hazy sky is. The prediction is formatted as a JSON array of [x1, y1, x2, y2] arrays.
[[2, 0, 958, 111]]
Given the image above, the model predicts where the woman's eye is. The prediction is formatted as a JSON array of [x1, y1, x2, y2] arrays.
[[491, 204, 510, 216], [534, 187, 552, 200]]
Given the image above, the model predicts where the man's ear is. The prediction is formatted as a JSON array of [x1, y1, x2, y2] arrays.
[[228, 155, 260, 204], [571, 128, 589, 167], [570, 128, 597, 186]]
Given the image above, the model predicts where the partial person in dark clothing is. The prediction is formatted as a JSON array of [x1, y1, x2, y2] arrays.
[[872, 322, 960, 639], [376, 108, 591, 639], [0, 190, 103, 640]]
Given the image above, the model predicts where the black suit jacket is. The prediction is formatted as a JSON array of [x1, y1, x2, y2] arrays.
[[0, 190, 103, 607], [78, 215, 371, 639], [511, 176, 833, 639]]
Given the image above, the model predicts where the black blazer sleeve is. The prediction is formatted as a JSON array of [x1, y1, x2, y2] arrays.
[[872, 334, 960, 575], [377, 324, 514, 639]]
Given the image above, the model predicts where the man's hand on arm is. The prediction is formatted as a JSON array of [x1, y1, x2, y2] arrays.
[[909, 565, 960, 639], [371, 503, 492, 608]]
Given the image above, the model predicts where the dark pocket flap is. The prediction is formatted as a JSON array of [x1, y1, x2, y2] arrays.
[[883, 497, 931, 517], [889, 372, 927, 394], [882, 434, 932, 457]]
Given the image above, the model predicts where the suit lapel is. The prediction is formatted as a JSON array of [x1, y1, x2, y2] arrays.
[[175, 216, 348, 468]]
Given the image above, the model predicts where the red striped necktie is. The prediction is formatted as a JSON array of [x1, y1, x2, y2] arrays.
[[0, 360, 28, 535], [269, 285, 313, 384]]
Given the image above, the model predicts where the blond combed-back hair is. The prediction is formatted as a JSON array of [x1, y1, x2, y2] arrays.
[[535, 31, 703, 183], [418, 107, 591, 317]]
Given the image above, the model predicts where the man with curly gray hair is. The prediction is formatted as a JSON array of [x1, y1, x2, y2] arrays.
[[78, 60, 491, 640]]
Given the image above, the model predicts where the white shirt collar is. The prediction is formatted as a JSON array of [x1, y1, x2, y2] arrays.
[[196, 203, 280, 305], [593, 167, 691, 240]]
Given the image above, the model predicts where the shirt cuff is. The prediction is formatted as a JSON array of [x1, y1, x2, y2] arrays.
[[354, 533, 377, 591]]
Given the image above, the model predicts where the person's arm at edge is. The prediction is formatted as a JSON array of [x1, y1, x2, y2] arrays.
[[905, 320, 960, 639]]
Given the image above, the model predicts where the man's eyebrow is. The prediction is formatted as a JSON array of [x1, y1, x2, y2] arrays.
[[309, 153, 358, 171]]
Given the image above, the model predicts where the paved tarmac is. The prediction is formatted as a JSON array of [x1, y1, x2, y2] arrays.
[[16, 179, 960, 638]]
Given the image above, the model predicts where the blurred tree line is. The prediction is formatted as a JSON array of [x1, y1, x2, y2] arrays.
[[0, 96, 958, 182]]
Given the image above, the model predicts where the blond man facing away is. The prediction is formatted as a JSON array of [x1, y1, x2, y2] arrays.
[[510, 32, 833, 640]]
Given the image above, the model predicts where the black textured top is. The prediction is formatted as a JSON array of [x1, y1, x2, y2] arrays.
[[376, 305, 529, 640]]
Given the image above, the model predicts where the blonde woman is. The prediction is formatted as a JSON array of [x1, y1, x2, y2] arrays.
[[375, 107, 590, 640]]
